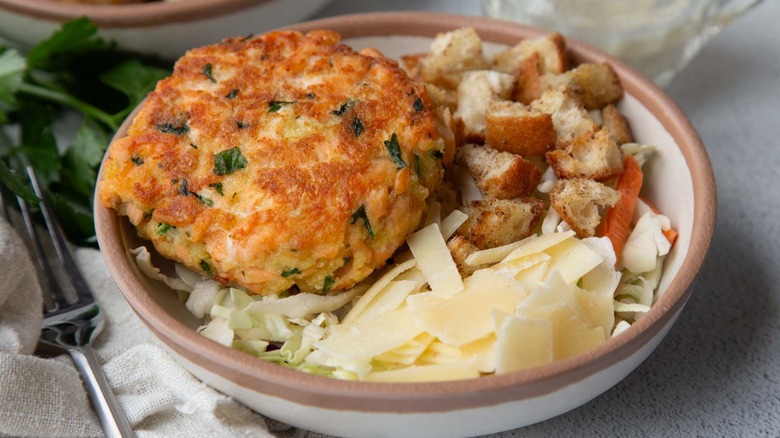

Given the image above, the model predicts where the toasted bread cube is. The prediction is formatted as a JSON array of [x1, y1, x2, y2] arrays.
[[454, 70, 515, 142], [601, 104, 634, 144], [447, 234, 486, 277], [401, 53, 426, 79], [425, 83, 458, 113], [546, 128, 625, 181], [485, 101, 556, 157], [531, 86, 598, 145], [549, 178, 620, 237], [540, 63, 623, 110], [492, 32, 568, 75], [512, 53, 544, 104], [419, 27, 489, 89], [456, 143, 542, 199], [460, 198, 545, 250]]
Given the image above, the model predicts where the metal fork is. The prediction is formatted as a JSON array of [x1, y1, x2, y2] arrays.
[[1, 166, 135, 438]]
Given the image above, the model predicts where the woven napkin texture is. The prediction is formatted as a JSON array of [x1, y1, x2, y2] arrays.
[[0, 217, 310, 438]]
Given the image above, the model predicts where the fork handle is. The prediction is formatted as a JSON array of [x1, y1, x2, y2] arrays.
[[68, 344, 136, 438]]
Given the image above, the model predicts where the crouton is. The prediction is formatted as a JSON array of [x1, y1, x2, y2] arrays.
[[540, 63, 623, 110], [456, 143, 542, 199], [531, 85, 598, 145], [601, 104, 634, 144], [447, 234, 486, 277], [401, 53, 426, 79], [546, 128, 624, 181], [453, 70, 515, 142], [485, 101, 556, 157], [460, 198, 545, 249], [425, 83, 458, 114], [419, 27, 490, 89], [511, 53, 544, 104], [492, 32, 568, 75], [549, 178, 620, 237]]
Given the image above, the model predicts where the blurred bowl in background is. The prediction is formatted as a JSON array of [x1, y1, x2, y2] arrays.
[[0, 0, 332, 59]]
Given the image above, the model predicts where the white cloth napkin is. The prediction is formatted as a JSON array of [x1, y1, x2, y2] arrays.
[[0, 217, 313, 438]]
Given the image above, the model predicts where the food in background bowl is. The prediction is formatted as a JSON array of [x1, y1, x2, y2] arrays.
[[95, 12, 715, 437]]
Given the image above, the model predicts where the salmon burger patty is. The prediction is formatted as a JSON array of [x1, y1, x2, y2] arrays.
[[99, 30, 445, 295]]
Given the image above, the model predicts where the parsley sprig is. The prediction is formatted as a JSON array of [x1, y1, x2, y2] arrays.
[[0, 17, 171, 244]]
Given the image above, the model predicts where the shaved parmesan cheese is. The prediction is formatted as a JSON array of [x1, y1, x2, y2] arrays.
[[465, 238, 529, 266], [374, 333, 435, 366], [612, 320, 632, 337], [348, 280, 416, 326], [542, 237, 603, 284], [341, 259, 416, 325], [461, 335, 497, 373], [440, 209, 469, 240], [614, 302, 651, 313], [574, 288, 614, 338], [413, 269, 527, 346], [315, 309, 423, 361], [363, 361, 480, 382], [495, 315, 553, 373], [407, 224, 463, 297], [502, 231, 576, 263]]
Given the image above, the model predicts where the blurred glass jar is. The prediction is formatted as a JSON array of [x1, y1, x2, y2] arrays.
[[482, 0, 763, 86]]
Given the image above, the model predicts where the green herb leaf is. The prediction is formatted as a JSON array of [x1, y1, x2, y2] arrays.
[[46, 189, 94, 243], [384, 133, 405, 169], [100, 59, 169, 108], [323, 275, 334, 293], [156, 123, 189, 135], [306, 93, 315, 100], [281, 267, 301, 278], [0, 160, 39, 204], [268, 100, 295, 113], [225, 89, 239, 99], [350, 204, 374, 239], [209, 182, 224, 196], [202, 63, 216, 82], [236, 121, 249, 129], [213, 146, 248, 176], [26, 17, 112, 71], [157, 223, 173, 235], [429, 149, 444, 160], [200, 260, 214, 276], [413, 153, 421, 176], [61, 120, 108, 199], [413, 96, 423, 113], [131, 154, 144, 166], [20, 101, 60, 185], [0, 48, 26, 104], [330, 100, 353, 116], [353, 117, 364, 138]]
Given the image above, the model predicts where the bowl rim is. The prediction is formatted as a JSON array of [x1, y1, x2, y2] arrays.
[[94, 11, 717, 413], [0, 0, 273, 28]]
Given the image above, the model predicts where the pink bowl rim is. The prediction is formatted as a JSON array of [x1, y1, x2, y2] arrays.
[[0, 0, 273, 28], [94, 11, 717, 413]]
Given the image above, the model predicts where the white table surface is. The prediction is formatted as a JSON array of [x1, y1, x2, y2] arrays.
[[310, 1, 780, 437]]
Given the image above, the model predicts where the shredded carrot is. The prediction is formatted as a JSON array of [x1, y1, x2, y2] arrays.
[[639, 195, 678, 246], [602, 155, 643, 261]]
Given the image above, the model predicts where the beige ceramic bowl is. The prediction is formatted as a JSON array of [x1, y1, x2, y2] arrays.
[[0, 0, 331, 59], [94, 12, 717, 438]]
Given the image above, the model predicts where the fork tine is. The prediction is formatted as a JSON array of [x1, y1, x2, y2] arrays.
[[15, 190, 65, 312], [24, 166, 94, 308]]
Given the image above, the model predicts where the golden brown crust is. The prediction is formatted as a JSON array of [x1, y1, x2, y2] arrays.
[[485, 101, 556, 157], [511, 53, 543, 105], [601, 104, 634, 145], [546, 128, 624, 181], [99, 30, 445, 295], [549, 178, 620, 237], [460, 198, 544, 250]]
